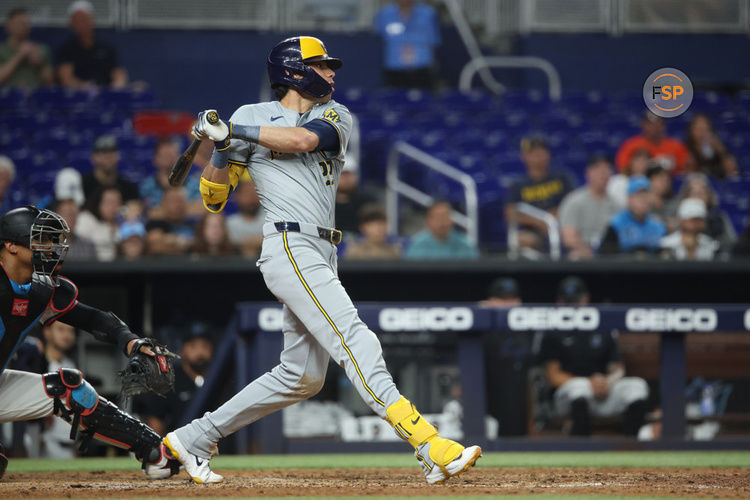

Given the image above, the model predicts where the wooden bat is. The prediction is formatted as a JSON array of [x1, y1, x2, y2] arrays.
[[168, 111, 220, 187]]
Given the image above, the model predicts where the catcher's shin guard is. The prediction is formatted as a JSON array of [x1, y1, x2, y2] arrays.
[[42, 368, 163, 464]]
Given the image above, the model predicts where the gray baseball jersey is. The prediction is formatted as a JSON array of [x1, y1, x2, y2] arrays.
[[226, 99, 353, 228], [173, 100, 403, 458]]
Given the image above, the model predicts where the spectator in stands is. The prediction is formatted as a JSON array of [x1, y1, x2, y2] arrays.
[[646, 163, 678, 232], [676, 173, 736, 249], [538, 276, 649, 436], [478, 277, 521, 307], [405, 200, 478, 259], [117, 221, 146, 260], [345, 205, 401, 260], [41, 321, 77, 458], [0, 7, 53, 88], [0, 155, 16, 214], [374, 0, 440, 89], [82, 135, 140, 209], [134, 326, 215, 437], [140, 137, 203, 218], [660, 198, 720, 261], [54, 167, 85, 208], [599, 176, 666, 256], [505, 136, 575, 251], [558, 155, 618, 259], [335, 163, 374, 235], [615, 112, 689, 175], [685, 113, 738, 179], [49, 198, 97, 261], [57, 1, 127, 88], [607, 148, 650, 209], [145, 187, 195, 256], [226, 181, 265, 258], [191, 212, 237, 258], [76, 186, 122, 261]]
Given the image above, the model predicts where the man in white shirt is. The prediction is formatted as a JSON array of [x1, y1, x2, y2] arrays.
[[660, 198, 720, 261]]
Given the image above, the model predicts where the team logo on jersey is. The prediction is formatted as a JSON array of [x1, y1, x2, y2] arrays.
[[323, 109, 340, 123], [12, 298, 29, 316]]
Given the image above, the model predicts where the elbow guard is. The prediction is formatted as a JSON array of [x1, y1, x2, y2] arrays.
[[199, 164, 244, 213]]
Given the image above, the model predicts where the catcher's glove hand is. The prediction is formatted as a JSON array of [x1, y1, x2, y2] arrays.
[[119, 338, 179, 397]]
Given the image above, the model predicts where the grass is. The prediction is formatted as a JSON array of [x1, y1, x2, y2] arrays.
[[7, 450, 750, 473]]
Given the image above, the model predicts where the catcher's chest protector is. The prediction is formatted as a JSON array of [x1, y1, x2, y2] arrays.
[[0, 269, 53, 374]]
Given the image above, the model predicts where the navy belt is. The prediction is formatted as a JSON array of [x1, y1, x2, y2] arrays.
[[274, 221, 343, 245]]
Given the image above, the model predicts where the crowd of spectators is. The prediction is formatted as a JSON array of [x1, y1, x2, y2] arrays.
[[0, 3, 747, 262]]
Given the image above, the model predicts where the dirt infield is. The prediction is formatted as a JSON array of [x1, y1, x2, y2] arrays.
[[1, 467, 749, 498]]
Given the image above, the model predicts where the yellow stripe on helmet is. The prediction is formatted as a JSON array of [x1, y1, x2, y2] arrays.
[[299, 36, 327, 60]]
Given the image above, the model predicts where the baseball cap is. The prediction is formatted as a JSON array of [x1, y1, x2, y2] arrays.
[[520, 135, 549, 153], [54, 167, 85, 206], [487, 277, 519, 299], [678, 198, 707, 220], [557, 276, 589, 302], [182, 322, 214, 344], [68, 0, 94, 16], [627, 175, 650, 195], [118, 221, 146, 240], [93, 135, 119, 153]]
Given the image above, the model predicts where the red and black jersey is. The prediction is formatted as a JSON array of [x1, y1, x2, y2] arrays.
[[0, 265, 78, 375]]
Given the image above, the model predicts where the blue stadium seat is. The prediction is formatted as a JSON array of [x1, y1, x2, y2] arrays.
[[0, 87, 26, 114]]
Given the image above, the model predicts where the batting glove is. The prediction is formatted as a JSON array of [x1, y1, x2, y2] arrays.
[[192, 109, 230, 142]]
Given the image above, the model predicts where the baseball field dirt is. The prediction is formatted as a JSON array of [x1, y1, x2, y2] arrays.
[[2, 452, 749, 499]]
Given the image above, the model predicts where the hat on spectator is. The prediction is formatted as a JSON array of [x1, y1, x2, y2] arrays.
[[118, 221, 146, 241], [627, 175, 650, 195], [54, 167, 85, 206], [678, 198, 707, 220], [645, 162, 666, 179], [488, 277, 519, 300], [93, 135, 119, 153], [0, 155, 16, 182], [557, 276, 589, 302], [520, 135, 549, 153], [181, 322, 214, 344], [68, 0, 94, 16]]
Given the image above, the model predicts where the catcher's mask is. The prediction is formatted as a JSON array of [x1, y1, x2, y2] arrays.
[[267, 36, 342, 99], [1, 206, 71, 280]]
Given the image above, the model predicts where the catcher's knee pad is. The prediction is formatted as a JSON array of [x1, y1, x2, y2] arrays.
[[42, 368, 161, 464], [43, 368, 98, 417]]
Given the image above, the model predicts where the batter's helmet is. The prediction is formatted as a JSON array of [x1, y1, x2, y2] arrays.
[[267, 36, 342, 99], [0, 206, 70, 279]]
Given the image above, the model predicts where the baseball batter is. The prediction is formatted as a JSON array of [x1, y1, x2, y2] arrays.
[[0, 206, 179, 480], [163, 36, 482, 485]]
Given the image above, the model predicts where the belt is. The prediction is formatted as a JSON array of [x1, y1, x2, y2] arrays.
[[272, 221, 343, 245]]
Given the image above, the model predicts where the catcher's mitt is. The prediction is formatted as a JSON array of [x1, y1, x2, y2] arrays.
[[119, 338, 179, 397]]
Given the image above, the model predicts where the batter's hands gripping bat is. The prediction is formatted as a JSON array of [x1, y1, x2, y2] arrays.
[[168, 111, 220, 187]]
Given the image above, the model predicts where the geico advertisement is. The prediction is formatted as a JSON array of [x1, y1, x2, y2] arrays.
[[507, 307, 600, 331], [378, 307, 474, 331]]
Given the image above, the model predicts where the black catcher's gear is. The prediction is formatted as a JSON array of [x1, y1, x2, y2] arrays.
[[120, 338, 178, 397], [0, 206, 70, 279]]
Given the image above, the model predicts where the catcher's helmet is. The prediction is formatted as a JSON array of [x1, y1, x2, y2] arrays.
[[267, 36, 342, 99], [0, 206, 70, 279]]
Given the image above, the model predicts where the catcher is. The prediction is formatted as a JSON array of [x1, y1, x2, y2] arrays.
[[0, 206, 179, 480]]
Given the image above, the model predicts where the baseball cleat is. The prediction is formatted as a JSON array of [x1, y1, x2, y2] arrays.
[[163, 432, 224, 484], [415, 440, 482, 485], [143, 442, 181, 480]]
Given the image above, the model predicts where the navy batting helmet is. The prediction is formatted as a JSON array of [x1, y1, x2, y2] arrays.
[[0, 206, 70, 279], [267, 36, 342, 99]]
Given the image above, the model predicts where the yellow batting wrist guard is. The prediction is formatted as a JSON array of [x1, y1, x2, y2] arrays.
[[199, 164, 243, 213]]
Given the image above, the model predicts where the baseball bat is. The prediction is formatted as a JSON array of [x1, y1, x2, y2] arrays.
[[168, 111, 220, 187]]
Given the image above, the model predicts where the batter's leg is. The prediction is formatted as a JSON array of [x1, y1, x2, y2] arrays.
[[174, 305, 330, 458], [264, 233, 481, 484]]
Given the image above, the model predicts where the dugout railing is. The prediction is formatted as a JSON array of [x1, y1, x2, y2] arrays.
[[183, 302, 750, 454]]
